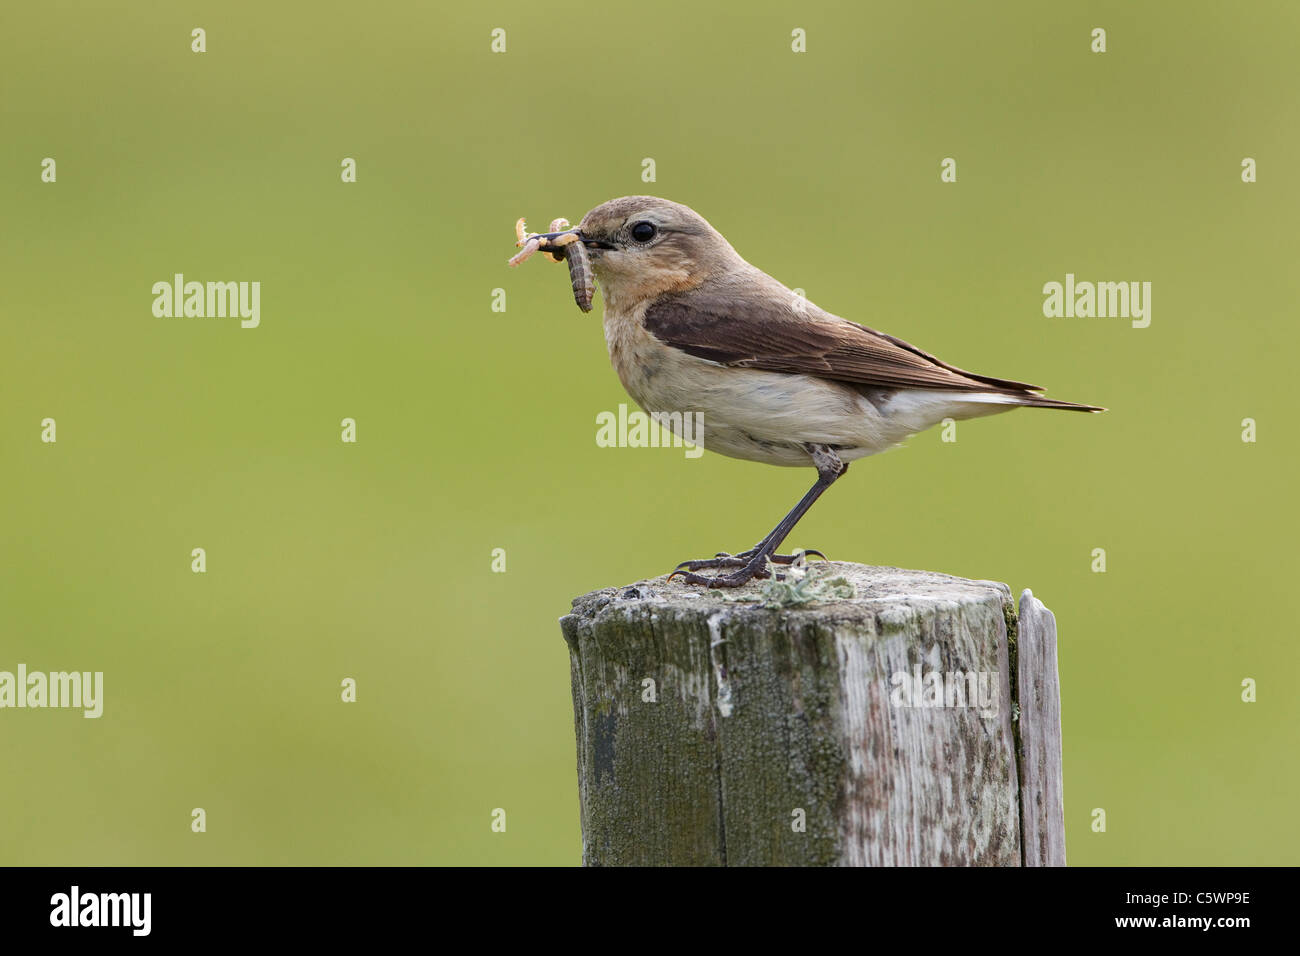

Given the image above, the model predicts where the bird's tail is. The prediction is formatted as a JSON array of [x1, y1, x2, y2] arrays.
[[963, 391, 1106, 413]]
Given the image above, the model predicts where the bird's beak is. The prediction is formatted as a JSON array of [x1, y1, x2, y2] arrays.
[[532, 228, 613, 255]]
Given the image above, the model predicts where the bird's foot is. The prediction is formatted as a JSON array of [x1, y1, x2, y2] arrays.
[[672, 547, 825, 573], [668, 547, 827, 588], [668, 552, 770, 588]]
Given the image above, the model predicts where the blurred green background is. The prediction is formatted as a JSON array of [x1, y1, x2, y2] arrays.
[[2, 0, 1296, 865]]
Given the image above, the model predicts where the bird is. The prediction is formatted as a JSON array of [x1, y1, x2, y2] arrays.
[[517, 196, 1104, 588]]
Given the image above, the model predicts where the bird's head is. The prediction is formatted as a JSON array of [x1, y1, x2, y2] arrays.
[[572, 196, 744, 306]]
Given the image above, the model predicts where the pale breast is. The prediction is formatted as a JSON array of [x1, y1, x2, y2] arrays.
[[603, 301, 668, 410]]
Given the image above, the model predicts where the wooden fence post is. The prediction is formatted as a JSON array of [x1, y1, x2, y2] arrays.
[[559, 562, 1066, 866]]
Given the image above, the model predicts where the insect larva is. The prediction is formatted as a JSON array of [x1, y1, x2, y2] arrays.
[[545, 218, 572, 263], [508, 217, 540, 267], [564, 237, 594, 313]]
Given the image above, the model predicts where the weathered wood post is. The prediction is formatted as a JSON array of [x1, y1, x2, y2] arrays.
[[560, 562, 1065, 866]]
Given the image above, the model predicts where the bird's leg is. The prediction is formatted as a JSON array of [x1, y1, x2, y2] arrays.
[[669, 445, 847, 588]]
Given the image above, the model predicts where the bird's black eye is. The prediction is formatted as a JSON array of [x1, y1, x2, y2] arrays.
[[630, 221, 657, 243]]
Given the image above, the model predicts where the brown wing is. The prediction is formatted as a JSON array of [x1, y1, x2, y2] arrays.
[[643, 286, 1043, 394]]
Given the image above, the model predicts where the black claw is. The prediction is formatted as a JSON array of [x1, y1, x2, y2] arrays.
[[765, 548, 829, 565]]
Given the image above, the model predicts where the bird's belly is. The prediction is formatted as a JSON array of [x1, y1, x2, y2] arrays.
[[616, 349, 896, 466]]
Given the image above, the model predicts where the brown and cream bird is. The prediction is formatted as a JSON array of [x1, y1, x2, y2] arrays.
[[514, 196, 1103, 588]]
